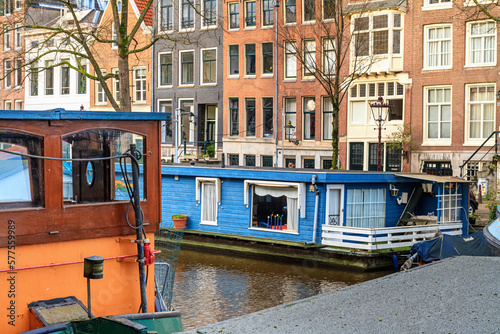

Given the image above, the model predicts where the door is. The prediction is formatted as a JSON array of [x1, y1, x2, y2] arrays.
[[325, 185, 344, 226]]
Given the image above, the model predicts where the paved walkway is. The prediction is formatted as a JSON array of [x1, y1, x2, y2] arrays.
[[181, 256, 500, 334]]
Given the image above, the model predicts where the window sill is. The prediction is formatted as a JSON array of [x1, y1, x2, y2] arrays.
[[283, 78, 297, 82], [302, 21, 315, 26], [228, 28, 240, 32], [244, 75, 256, 79], [157, 30, 174, 35], [464, 139, 495, 146], [133, 101, 147, 104], [201, 221, 217, 226], [200, 82, 217, 87], [301, 78, 315, 82], [248, 227, 299, 235], [179, 84, 195, 88], [227, 75, 240, 79], [200, 26, 217, 31], [158, 85, 173, 89], [422, 67, 453, 72], [261, 25, 273, 30], [421, 4, 453, 10], [284, 23, 296, 26], [179, 28, 195, 33], [261, 74, 274, 78], [464, 63, 497, 69], [421, 141, 452, 146], [244, 27, 257, 31]]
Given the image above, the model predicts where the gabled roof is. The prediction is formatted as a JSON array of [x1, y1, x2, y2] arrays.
[[133, 0, 153, 27]]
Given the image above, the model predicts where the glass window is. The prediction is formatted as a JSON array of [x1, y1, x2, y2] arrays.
[[349, 142, 364, 170], [180, 51, 194, 85], [323, 97, 333, 140], [303, 97, 316, 140], [200, 180, 217, 224], [468, 21, 496, 66], [284, 97, 296, 140], [425, 87, 451, 141], [468, 85, 495, 140], [386, 147, 402, 172], [263, 97, 273, 137], [229, 98, 239, 136], [285, 41, 296, 78], [134, 68, 146, 101], [303, 40, 316, 77], [0, 131, 44, 209], [78, 64, 87, 94], [245, 44, 256, 75], [14, 58, 22, 87], [304, 0, 314, 21], [246, 98, 256, 137], [262, 42, 273, 74], [160, 53, 173, 86], [346, 189, 385, 228], [160, 0, 173, 31], [353, 13, 402, 57], [181, 0, 195, 29], [203, 0, 217, 27], [285, 0, 296, 23], [425, 25, 451, 69], [159, 100, 173, 143], [245, 1, 256, 27], [303, 158, 315, 168], [202, 49, 217, 84], [262, 0, 273, 26], [323, 0, 335, 20], [4, 59, 12, 89], [29, 63, 37, 96], [61, 63, 70, 95], [113, 69, 120, 101], [229, 45, 239, 75], [262, 155, 273, 167], [14, 24, 21, 49], [112, 23, 118, 48], [229, 3, 239, 29], [96, 70, 107, 103], [323, 38, 335, 76], [229, 154, 239, 165], [179, 100, 195, 143], [322, 159, 332, 169], [62, 130, 145, 204], [4, 26, 10, 51], [245, 155, 256, 166]]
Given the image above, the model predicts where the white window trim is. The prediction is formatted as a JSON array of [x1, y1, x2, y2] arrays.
[[423, 24, 453, 70], [112, 23, 118, 49], [179, 0, 195, 33], [465, 20, 497, 68], [158, 51, 173, 88], [303, 39, 316, 78], [228, 2, 240, 31], [112, 68, 120, 102], [243, 180, 306, 218], [201, 0, 218, 29], [464, 83, 496, 145], [158, 0, 174, 33], [196, 177, 220, 226], [284, 41, 297, 79], [261, 42, 274, 77], [179, 49, 195, 87], [133, 67, 147, 103], [325, 184, 344, 226], [95, 70, 107, 105], [422, 0, 453, 10], [422, 85, 452, 146], [200, 47, 217, 85], [228, 44, 239, 78], [14, 24, 21, 50]]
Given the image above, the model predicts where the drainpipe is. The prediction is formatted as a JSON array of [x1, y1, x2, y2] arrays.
[[274, 0, 280, 166], [311, 174, 319, 244]]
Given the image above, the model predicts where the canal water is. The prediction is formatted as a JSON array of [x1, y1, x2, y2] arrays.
[[158, 247, 392, 331]]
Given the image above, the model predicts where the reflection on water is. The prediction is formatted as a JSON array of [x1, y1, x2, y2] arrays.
[[157, 248, 391, 330]]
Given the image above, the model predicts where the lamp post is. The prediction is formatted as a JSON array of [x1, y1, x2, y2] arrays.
[[369, 96, 391, 171]]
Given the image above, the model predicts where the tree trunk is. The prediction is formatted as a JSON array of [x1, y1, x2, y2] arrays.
[[118, 54, 131, 111]]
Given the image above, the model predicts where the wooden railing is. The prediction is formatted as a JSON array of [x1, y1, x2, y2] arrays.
[[321, 223, 463, 251]]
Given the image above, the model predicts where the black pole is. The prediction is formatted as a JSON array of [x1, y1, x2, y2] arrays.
[[87, 278, 91, 318], [130, 144, 147, 313]]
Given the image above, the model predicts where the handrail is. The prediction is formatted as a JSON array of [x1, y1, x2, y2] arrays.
[[460, 131, 499, 177]]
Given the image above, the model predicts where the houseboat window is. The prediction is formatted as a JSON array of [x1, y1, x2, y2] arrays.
[[251, 185, 298, 232], [0, 131, 44, 209], [346, 188, 385, 228], [62, 129, 145, 204], [439, 184, 461, 223], [196, 177, 220, 226]]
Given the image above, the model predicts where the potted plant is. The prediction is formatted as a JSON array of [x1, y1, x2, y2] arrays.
[[171, 214, 188, 230]]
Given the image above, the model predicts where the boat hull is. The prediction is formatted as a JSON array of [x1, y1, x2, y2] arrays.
[[484, 219, 500, 256]]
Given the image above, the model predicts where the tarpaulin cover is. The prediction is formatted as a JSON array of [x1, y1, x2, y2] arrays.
[[410, 231, 492, 263]]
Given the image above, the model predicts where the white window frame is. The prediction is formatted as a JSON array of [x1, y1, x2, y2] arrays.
[[179, 50, 195, 86], [228, 2, 240, 30], [424, 24, 452, 70], [422, 0, 452, 10], [180, 0, 195, 32], [284, 41, 297, 79], [14, 24, 21, 49], [196, 177, 221, 226], [4, 100, 11, 110], [200, 47, 217, 85], [4, 27, 11, 51], [423, 86, 452, 146], [303, 39, 316, 78], [4, 59, 12, 89], [465, 83, 496, 144], [14, 100, 22, 110], [96, 70, 107, 104], [178, 98, 195, 143], [134, 67, 146, 102], [112, 23, 118, 49], [466, 20, 496, 67], [60, 61, 70, 95], [159, 0, 174, 33], [202, 0, 217, 29], [113, 68, 120, 102], [158, 52, 173, 87], [346, 188, 386, 228], [322, 38, 335, 76], [14, 58, 22, 88]]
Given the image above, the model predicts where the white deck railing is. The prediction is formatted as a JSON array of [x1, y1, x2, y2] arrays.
[[321, 223, 463, 251]]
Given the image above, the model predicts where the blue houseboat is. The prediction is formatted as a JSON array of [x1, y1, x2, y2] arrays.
[[161, 165, 470, 251]]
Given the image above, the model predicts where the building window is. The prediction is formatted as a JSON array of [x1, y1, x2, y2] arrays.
[[29, 64, 37, 96], [386, 147, 402, 172], [4, 100, 11, 110], [468, 84, 495, 140], [425, 87, 451, 142], [285, 0, 296, 23], [423, 161, 452, 176], [15, 0, 21, 11], [303, 40, 316, 77], [203, 0, 217, 27], [262, 155, 273, 167], [198, 178, 218, 224], [14, 100, 22, 110], [353, 12, 402, 57], [245, 44, 256, 75], [263, 97, 273, 137], [285, 41, 296, 78], [465, 161, 480, 181], [134, 68, 146, 101], [303, 158, 315, 168], [202, 48, 217, 84], [160, 0, 173, 31], [322, 159, 332, 169], [78, 64, 87, 94], [424, 25, 452, 69], [3, 59, 11, 89], [303, 0, 314, 22], [229, 154, 239, 165], [61, 63, 70, 95], [113, 69, 119, 101], [112, 23, 118, 49], [14, 58, 21, 87], [424, 0, 451, 8], [96, 70, 107, 103], [43, 62, 51, 93], [181, 0, 195, 29], [323, 0, 335, 20], [368, 143, 384, 171], [284, 97, 296, 140], [180, 51, 194, 85], [229, 98, 239, 136], [303, 97, 316, 140], [262, 0, 273, 26], [229, 3, 239, 29], [159, 100, 173, 143], [346, 188, 386, 228], [467, 21, 496, 66], [262, 42, 273, 74], [245, 155, 256, 166], [323, 38, 335, 76], [4, 26, 10, 51], [349, 142, 363, 170], [229, 45, 239, 75], [159, 53, 173, 86], [246, 98, 256, 137], [323, 97, 333, 140], [14, 24, 21, 49], [285, 157, 296, 168], [179, 99, 194, 143], [245, 1, 256, 27]]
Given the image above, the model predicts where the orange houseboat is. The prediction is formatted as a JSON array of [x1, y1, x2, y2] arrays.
[[0, 110, 182, 333]]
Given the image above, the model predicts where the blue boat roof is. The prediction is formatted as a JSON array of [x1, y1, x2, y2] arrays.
[[0, 109, 169, 121]]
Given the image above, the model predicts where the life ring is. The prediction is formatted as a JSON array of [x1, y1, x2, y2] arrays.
[[288, 162, 294, 168]]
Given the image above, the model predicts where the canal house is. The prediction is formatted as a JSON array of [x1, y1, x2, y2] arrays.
[[161, 166, 470, 251]]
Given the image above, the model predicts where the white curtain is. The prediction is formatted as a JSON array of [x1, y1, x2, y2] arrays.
[[346, 188, 385, 228], [287, 197, 298, 231], [202, 182, 216, 222], [255, 185, 298, 199]]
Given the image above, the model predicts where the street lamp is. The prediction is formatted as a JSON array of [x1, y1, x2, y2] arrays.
[[285, 120, 299, 145], [369, 96, 391, 171]]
